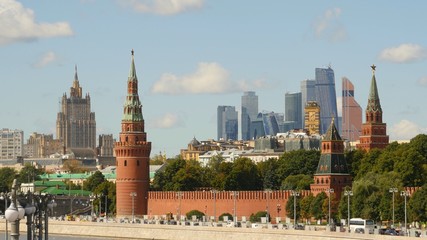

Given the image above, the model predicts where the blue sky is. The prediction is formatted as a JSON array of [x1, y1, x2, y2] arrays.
[[1, 0, 427, 157]]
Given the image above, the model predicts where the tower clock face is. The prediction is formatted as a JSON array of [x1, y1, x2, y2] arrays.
[[309, 111, 316, 121]]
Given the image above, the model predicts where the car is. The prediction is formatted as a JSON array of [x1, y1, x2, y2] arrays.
[[383, 228, 399, 235], [295, 224, 305, 230]]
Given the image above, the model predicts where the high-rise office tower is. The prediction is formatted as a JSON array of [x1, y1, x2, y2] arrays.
[[304, 101, 321, 135], [315, 67, 338, 134], [357, 65, 389, 151], [342, 77, 362, 141], [56, 66, 96, 150], [0, 128, 23, 160], [241, 91, 258, 140], [300, 79, 316, 128], [217, 106, 238, 140], [285, 92, 302, 129], [115, 50, 152, 218]]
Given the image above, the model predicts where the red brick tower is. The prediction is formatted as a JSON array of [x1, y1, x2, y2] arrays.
[[115, 50, 151, 218], [310, 118, 351, 199], [356, 65, 389, 151]]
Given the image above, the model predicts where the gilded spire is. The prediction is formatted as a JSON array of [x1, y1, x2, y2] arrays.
[[74, 65, 78, 81], [366, 64, 382, 112], [70, 65, 82, 98]]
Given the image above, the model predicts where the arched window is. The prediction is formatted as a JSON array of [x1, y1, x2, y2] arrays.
[[137, 160, 140, 166], [125, 136, 128, 142], [124, 160, 127, 166]]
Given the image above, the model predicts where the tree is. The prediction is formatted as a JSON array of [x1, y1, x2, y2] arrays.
[[249, 211, 269, 223], [285, 194, 300, 221], [150, 153, 166, 165], [171, 160, 205, 191], [281, 174, 313, 190], [310, 192, 327, 221], [62, 159, 86, 173], [408, 183, 427, 222], [257, 158, 280, 190], [17, 164, 43, 184], [0, 167, 17, 192], [94, 181, 116, 215], [186, 209, 205, 220], [152, 157, 186, 191], [84, 171, 106, 192], [276, 150, 319, 181], [224, 158, 262, 190], [300, 194, 314, 223], [219, 212, 233, 221]]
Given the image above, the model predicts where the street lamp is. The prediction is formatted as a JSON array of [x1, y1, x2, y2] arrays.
[[231, 191, 239, 226], [5, 179, 25, 240], [389, 187, 398, 228], [264, 189, 272, 223], [104, 194, 108, 223], [400, 191, 410, 236], [130, 192, 137, 223], [210, 190, 218, 222], [0, 192, 10, 240], [290, 190, 300, 228], [344, 190, 353, 232], [327, 188, 334, 226], [176, 192, 183, 222]]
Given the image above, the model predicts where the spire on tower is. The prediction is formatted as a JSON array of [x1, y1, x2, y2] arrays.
[[129, 49, 137, 79], [74, 65, 79, 81], [366, 65, 382, 112]]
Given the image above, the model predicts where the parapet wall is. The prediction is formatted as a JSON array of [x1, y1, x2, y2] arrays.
[[148, 190, 311, 221]]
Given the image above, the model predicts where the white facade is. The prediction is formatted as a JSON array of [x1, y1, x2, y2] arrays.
[[0, 128, 23, 160]]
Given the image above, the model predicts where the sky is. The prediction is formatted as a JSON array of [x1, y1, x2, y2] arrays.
[[1, 0, 427, 158]]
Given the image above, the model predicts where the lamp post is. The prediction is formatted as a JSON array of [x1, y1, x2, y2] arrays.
[[89, 194, 96, 218], [290, 190, 299, 228], [0, 192, 10, 240], [231, 191, 239, 226], [327, 188, 334, 226], [176, 192, 183, 222], [130, 192, 137, 223], [210, 190, 218, 222], [344, 190, 353, 232], [389, 187, 398, 228], [264, 189, 272, 223], [5, 179, 24, 240], [104, 194, 108, 223], [400, 191, 409, 236]]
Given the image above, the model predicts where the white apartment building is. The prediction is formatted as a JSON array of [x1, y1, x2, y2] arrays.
[[0, 128, 24, 160]]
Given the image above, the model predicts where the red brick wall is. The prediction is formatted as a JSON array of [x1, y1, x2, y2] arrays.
[[148, 190, 310, 222]]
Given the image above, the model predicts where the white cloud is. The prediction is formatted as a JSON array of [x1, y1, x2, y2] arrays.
[[0, 0, 73, 45], [149, 113, 184, 129], [151, 62, 266, 94], [117, 0, 203, 15], [33, 51, 57, 68], [379, 44, 427, 63], [390, 119, 426, 140], [418, 76, 427, 87], [312, 8, 347, 42]]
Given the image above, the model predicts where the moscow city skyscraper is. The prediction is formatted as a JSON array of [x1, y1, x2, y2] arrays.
[[56, 66, 96, 150], [241, 91, 258, 140], [285, 92, 302, 129], [315, 67, 338, 135], [217, 106, 238, 141], [342, 77, 362, 141]]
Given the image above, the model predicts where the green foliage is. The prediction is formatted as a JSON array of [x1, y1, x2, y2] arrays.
[[83, 171, 106, 192], [257, 158, 280, 190], [300, 194, 314, 221], [276, 150, 320, 179], [219, 212, 233, 221], [285, 194, 300, 220], [16, 164, 43, 184], [224, 158, 262, 190], [186, 209, 205, 220], [94, 181, 116, 215], [409, 183, 427, 222], [281, 174, 313, 190], [310, 192, 326, 220], [0, 167, 17, 192], [171, 160, 205, 191], [249, 211, 269, 223], [152, 157, 186, 190], [150, 153, 166, 165]]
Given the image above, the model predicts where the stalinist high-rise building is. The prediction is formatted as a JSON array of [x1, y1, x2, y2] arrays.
[[56, 66, 96, 150], [115, 50, 151, 218]]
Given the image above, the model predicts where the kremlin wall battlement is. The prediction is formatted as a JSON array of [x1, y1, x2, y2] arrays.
[[148, 190, 311, 221]]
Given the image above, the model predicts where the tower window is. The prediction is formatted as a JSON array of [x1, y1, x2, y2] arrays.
[[124, 160, 127, 166], [137, 160, 140, 166]]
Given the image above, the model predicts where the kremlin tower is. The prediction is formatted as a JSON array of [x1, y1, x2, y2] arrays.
[[356, 65, 389, 151], [310, 118, 351, 199], [115, 50, 152, 218]]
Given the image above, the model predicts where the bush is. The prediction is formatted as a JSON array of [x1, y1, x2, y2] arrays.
[[250, 211, 270, 223], [219, 212, 233, 221], [186, 209, 205, 220]]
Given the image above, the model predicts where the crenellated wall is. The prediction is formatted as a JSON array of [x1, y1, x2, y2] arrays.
[[148, 190, 311, 222]]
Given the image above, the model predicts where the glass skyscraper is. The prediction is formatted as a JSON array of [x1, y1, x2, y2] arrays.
[[285, 92, 302, 129], [241, 91, 258, 140], [217, 106, 238, 140], [315, 67, 338, 134]]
